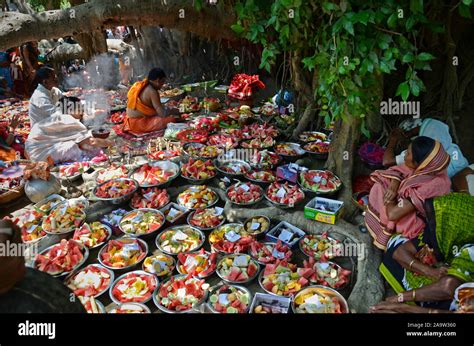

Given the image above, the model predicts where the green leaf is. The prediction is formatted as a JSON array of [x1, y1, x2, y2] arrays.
[[402, 52, 414, 63], [322, 2, 338, 12], [459, 3, 472, 18], [354, 11, 370, 25], [194, 0, 203, 11], [409, 79, 421, 96], [343, 19, 354, 35], [463, 0, 472, 5], [410, 0, 423, 13], [379, 60, 391, 73], [231, 23, 245, 35], [387, 13, 398, 28], [281, 24, 290, 39], [396, 81, 410, 101], [417, 52, 435, 61], [406, 16, 417, 30], [338, 66, 346, 74], [280, 0, 292, 7], [361, 121, 371, 138]]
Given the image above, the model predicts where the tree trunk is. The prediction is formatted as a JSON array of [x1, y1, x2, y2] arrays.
[[326, 115, 361, 222], [0, 0, 239, 50]]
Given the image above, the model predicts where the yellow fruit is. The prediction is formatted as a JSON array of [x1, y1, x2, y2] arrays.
[[271, 285, 278, 294], [254, 305, 263, 313]]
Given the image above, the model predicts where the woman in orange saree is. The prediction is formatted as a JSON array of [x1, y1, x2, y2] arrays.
[[365, 136, 451, 250]]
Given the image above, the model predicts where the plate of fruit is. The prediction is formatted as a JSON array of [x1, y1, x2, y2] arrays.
[[108, 303, 151, 314], [33, 194, 65, 214], [153, 275, 209, 313], [119, 209, 165, 237], [215, 159, 251, 177], [176, 249, 217, 279], [241, 122, 279, 139], [292, 286, 349, 313], [180, 158, 216, 184], [155, 225, 205, 256], [59, 162, 90, 181], [35, 239, 88, 277], [241, 137, 275, 149], [176, 129, 208, 143], [183, 142, 223, 159], [249, 241, 292, 266], [130, 161, 180, 188], [65, 264, 113, 298], [299, 232, 344, 261], [208, 223, 253, 254], [274, 142, 305, 160], [72, 222, 112, 249], [93, 178, 139, 204], [297, 170, 342, 195], [243, 216, 271, 237], [42, 201, 87, 235], [207, 284, 252, 313], [17, 209, 47, 243], [207, 133, 239, 149], [79, 296, 106, 314], [109, 270, 158, 304], [130, 187, 170, 209], [265, 181, 305, 208], [298, 131, 328, 143], [98, 237, 148, 270], [303, 257, 351, 289], [303, 141, 331, 158], [258, 261, 313, 297], [96, 165, 128, 184], [226, 182, 264, 206], [187, 207, 225, 231], [249, 150, 281, 170], [216, 254, 260, 284], [244, 169, 277, 185], [142, 253, 176, 277], [176, 185, 219, 210]]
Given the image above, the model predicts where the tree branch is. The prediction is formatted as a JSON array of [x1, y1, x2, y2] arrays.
[[0, 0, 239, 50]]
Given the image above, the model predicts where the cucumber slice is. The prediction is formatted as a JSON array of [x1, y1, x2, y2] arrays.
[[227, 306, 238, 313], [209, 294, 218, 304]]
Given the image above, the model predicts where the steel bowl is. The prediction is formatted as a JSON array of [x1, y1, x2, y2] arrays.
[[207, 283, 252, 314], [64, 263, 115, 299], [97, 237, 149, 271], [180, 159, 217, 185], [215, 254, 260, 285], [296, 170, 342, 197], [73, 223, 112, 250], [303, 141, 331, 159], [291, 285, 349, 314], [274, 142, 306, 161], [142, 252, 177, 278], [248, 242, 280, 266], [308, 261, 351, 290], [257, 268, 302, 297], [298, 233, 342, 260], [176, 250, 217, 279], [42, 201, 87, 236], [109, 270, 159, 305], [243, 215, 272, 238], [244, 170, 278, 186], [208, 223, 246, 255], [34, 240, 89, 278], [153, 274, 209, 313], [249, 151, 282, 170], [264, 184, 306, 209], [176, 186, 220, 210], [129, 160, 180, 188], [214, 159, 252, 178], [108, 302, 151, 314], [297, 131, 328, 143], [33, 194, 65, 214], [225, 183, 264, 207], [119, 208, 165, 238], [155, 225, 206, 256], [183, 142, 223, 160], [186, 208, 226, 231], [92, 178, 139, 205]]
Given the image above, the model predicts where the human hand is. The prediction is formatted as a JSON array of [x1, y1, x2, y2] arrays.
[[427, 266, 449, 280], [10, 114, 20, 130], [384, 179, 400, 205], [388, 128, 404, 146]]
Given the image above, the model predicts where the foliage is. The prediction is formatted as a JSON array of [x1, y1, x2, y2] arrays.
[[28, 0, 70, 11], [231, 0, 472, 137]]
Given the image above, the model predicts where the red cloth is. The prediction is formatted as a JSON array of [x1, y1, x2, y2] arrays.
[[228, 74, 265, 100]]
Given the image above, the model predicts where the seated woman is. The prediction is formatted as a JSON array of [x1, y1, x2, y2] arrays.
[[384, 118, 468, 178], [371, 193, 474, 312], [365, 136, 451, 250], [124, 67, 180, 135], [0, 113, 24, 161], [25, 98, 112, 163]]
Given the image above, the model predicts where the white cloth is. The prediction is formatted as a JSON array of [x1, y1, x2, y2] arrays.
[[467, 164, 474, 196], [28, 84, 63, 127], [396, 118, 468, 178], [25, 112, 91, 163]]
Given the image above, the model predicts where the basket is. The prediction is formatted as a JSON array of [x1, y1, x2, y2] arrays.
[[0, 184, 25, 205]]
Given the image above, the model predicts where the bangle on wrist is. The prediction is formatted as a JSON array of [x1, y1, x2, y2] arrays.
[[409, 259, 416, 271], [412, 289, 416, 301]]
